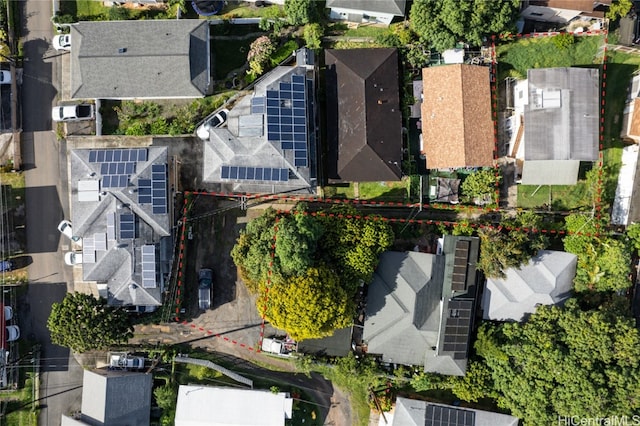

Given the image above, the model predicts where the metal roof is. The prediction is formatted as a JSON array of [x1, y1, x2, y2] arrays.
[[326, 0, 406, 17]]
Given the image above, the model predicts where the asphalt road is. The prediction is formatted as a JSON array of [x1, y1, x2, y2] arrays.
[[18, 1, 83, 425]]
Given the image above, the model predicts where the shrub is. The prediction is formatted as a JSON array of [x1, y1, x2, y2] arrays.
[[303, 23, 323, 49], [248, 36, 275, 76], [551, 33, 575, 49]]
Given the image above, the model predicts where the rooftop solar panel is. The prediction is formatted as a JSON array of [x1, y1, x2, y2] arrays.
[[121, 150, 130, 162], [425, 404, 475, 426], [292, 74, 305, 84], [83, 237, 96, 264], [138, 149, 148, 162], [89, 150, 98, 162], [97, 150, 105, 162], [119, 214, 135, 240], [141, 245, 157, 288], [105, 150, 113, 162], [94, 233, 107, 251], [113, 150, 122, 162]]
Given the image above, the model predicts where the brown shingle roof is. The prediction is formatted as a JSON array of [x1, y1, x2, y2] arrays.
[[629, 98, 640, 140], [325, 48, 403, 182], [420, 64, 494, 169], [529, 0, 611, 12]]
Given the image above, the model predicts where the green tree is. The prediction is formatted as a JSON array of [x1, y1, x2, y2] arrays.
[[607, 0, 633, 20], [284, 0, 317, 25], [274, 206, 324, 275], [303, 23, 323, 49], [626, 222, 640, 253], [247, 36, 275, 76], [47, 292, 134, 353], [410, 0, 519, 52], [475, 299, 640, 424], [460, 169, 500, 204], [263, 267, 353, 340], [477, 212, 548, 278]]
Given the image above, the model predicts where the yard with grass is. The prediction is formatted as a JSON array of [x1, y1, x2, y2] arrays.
[[497, 34, 604, 80], [213, 37, 259, 80], [323, 180, 410, 201], [2, 371, 38, 426]]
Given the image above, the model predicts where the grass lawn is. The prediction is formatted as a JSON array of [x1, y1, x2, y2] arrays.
[[213, 37, 259, 79], [517, 183, 592, 210], [75, 0, 110, 17], [603, 51, 640, 146], [220, 3, 284, 19], [3, 371, 38, 426], [323, 180, 409, 201], [497, 35, 603, 80]]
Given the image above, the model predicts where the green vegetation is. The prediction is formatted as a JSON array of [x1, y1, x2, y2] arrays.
[[3, 371, 38, 425], [213, 36, 259, 79], [497, 35, 603, 79], [220, 3, 284, 19], [607, 0, 633, 20], [477, 211, 549, 278], [231, 204, 393, 339], [47, 292, 134, 352], [410, 0, 520, 52], [460, 169, 500, 204], [604, 52, 640, 145], [270, 39, 300, 66], [323, 180, 410, 201], [517, 182, 593, 210], [59, 1, 176, 21], [473, 299, 640, 424], [283, 0, 319, 26]]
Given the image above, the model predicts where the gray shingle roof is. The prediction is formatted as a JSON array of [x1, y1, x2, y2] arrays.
[[326, 0, 406, 17], [482, 250, 577, 322], [524, 67, 599, 162], [521, 159, 581, 185], [203, 62, 317, 193], [364, 236, 479, 375], [325, 48, 403, 182], [70, 20, 210, 99], [80, 369, 152, 426], [70, 145, 171, 307], [392, 398, 519, 426]]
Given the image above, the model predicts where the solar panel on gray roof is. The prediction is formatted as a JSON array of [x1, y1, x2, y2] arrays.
[[452, 240, 470, 291], [94, 232, 107, 251], [89, 150, 98, 162], [141, 245, 156, 289], [425, 404, 475, 426], [442, 299, 473, 359], [105, 150, 113, 162], [121, 149, 130, 162], [83, 237, 96, 264], [97, 150, 105, 162], [113, 150, 122, 162], [106, 212, 116, 241], [292, 74, 305, 84], [119, 213, 135, 240], [138, 148, 148, 162], [150, 164, 167, 215]]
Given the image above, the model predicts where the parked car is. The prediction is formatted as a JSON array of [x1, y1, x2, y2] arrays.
[[51, 103, 95, 122], [52, 34, 71, 51], [110, 354, 144, 370], [0, 70, 11, 85], [0, 260, 13, 272], [64, 252, 83, 266], [3, 306, 12, 321], [196, 109, 229, 140], [57, 220, 82, 243], [5, 325, 19, 342], [198, 268, 213, 310]]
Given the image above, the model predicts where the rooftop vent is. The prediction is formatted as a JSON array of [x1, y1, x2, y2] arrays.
[[118, 48, 127, 54]]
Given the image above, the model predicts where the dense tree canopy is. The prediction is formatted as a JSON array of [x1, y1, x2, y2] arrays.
[[232, 204, 394, 339], [47, 292, 134, 353], [410, 0, 520, 52], [477, 211, 548, 278], [473, 299, 640, 424], [262, 267, 353, 340], [563, 214, 631, 292], [460, 169, 500, 204], [284, 0, 318, 25]]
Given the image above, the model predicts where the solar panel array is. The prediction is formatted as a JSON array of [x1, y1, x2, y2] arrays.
[[83, 237, 96, 264], [425, 405, 476, 426], [251, 96, 265, 114], [151, 164, 167, 214], [89, 148, 148, 189], [106, 213, 116, 241], [141, 245, 156, 288], [220, 165, 289, 182], [443, 299, 473, 360], [119, 213, 135, 240], [265, 74, 308, 167], [451, 240, 470, 291], [138, 179, 152, 204]]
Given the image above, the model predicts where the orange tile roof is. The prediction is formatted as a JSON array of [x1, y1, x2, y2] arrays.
[[421, 64, 494, 169]]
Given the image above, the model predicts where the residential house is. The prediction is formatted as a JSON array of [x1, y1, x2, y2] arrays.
[[61, 369, 152, 426], [174, 385, 293, 426], [420, 64, 494, 170], [621, 74, 640, 144], [482, 250, 577, 322], [510, 67, 599, 185], [70, 19, 211, 99], [390, 397, 519, 426], [363, 236, 480, 376], [325, 48, 403, 182], [202, 48, 318, 193], [521, 0, 611, 24], [69, 144, 171, 311], [326, 0, 406, 26]]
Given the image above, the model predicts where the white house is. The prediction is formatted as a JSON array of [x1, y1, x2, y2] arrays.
[[326, 0, 406, 26]]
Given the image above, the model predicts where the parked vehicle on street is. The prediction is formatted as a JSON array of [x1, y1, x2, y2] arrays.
[[4, 306, 12, 321], [0, 260, 13, 272], [57, 220, 82, 243], [198, 268, 213, 310], [52, 34, 71, 51], [196, 109, 229, 140], [110, 354, 144, 370], [0, 71, 11, 85], [64, 252, 83, 266], [52, 104, 95, 122], [5, 325, 19, 342]]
